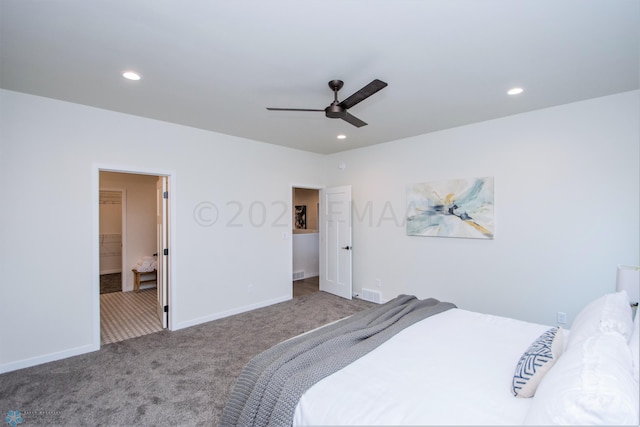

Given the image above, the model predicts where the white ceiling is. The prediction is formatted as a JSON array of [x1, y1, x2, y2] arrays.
[[1, 0, 638, 154]]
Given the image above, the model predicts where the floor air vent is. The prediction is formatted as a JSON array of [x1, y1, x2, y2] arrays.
[[361, 288, 382, 303], [293, 271, 304, 281]]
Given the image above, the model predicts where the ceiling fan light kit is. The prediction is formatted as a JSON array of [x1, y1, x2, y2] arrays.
[[267, 79, 388, 128]]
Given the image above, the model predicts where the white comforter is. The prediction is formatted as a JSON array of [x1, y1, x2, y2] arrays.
[[294, 308, 562, 425]]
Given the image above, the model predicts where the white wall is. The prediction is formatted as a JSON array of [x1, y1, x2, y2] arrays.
[[0, 89, 325, 373], [326, 91, 639, 326], [100, 172, 157, 291], [292, 233, 319, 279], [0, 89, 637, 374]]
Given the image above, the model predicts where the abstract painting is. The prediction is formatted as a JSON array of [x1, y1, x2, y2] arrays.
[[406, 176, 494, 239]]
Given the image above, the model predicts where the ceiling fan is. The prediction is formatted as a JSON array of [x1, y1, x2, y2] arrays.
[[266, 79, 388, 128]]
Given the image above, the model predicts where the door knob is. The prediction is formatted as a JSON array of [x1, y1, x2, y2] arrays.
[[341, 245, 352, 250]]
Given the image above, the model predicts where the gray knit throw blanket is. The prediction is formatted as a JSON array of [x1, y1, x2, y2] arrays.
[[220, 294, 456, 427]]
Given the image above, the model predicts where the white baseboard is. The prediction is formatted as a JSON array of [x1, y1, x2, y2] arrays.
[[172, 295, 291, 331], [100, 269, 122, 275], [0, 343, 98, 374]]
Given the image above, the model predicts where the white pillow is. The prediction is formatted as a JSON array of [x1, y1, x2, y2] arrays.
[[568, 291, 633, 347], [512, 327, 564, 398], [524, 332, 639, 425], [630, 312, 639, 383]]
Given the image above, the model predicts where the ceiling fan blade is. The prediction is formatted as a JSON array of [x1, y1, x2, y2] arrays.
[[339, 79, 388, 110], [266, 107, 324, 112], [341, 112, 368, 128]]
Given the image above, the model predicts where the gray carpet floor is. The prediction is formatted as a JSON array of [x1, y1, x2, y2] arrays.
[[292, 276, 319, 298], [0, 291, 374, 426]]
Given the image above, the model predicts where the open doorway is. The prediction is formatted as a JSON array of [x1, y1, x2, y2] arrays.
[[292, 187, 320, 297], [98, 171, 168, 344]]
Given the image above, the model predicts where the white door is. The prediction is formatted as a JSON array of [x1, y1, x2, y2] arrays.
[[156, 177, 168, 328], [319, 185, 352, 299]]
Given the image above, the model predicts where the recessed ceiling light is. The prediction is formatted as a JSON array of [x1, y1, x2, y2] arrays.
[[507, 87, 524, 95], [337, 134, 347, 140], [122, 71, 141, 81]]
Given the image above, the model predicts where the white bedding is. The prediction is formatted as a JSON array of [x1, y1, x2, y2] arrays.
[[293, 308, 564, 426]]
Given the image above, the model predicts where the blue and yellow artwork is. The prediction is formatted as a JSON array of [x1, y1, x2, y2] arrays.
[[406, 176, 494, 239]]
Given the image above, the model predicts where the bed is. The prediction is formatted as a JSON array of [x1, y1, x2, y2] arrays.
[[221, 291, 639, 426]]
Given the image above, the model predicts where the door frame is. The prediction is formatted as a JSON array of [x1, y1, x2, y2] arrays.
[[291, 183, 354, 300], [291, 185, 322, 297], [92, 164, 177, 350], [156, 176, 169, 328]]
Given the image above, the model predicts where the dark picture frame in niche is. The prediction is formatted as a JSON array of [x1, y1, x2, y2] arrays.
[[295, 205, 307, 229]]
